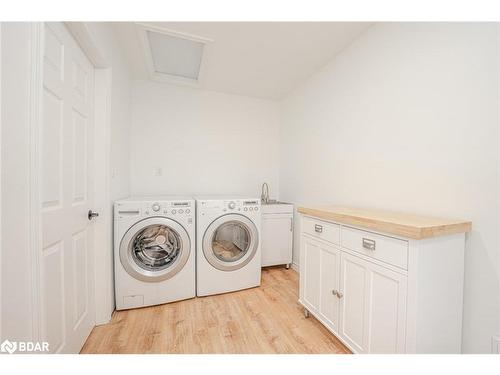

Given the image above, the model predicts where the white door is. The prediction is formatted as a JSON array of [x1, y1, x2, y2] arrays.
[[40, 22, 95, 353], [338, 252, 407, 353], [261, 213, 293, 267], [300, 235, 320, 312], [319, 243, 340, 334]]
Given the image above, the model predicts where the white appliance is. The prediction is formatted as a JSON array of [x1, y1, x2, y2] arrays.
[[114, 196, 195, 310], [196, 196, 262, 296]]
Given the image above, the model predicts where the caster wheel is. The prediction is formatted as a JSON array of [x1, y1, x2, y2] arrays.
[[304, 308, 310, 318]]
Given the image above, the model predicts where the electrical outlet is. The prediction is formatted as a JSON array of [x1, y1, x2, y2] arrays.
[[154, 167, 162, 177], [492, 336, 500, 354]]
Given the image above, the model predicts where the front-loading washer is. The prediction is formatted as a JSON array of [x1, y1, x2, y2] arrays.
[[195, 196, 261, 296], [114, 196, 195, 310]]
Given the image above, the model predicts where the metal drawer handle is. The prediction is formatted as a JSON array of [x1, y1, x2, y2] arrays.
[[314, 224, 323, 233], [362, 238, 376, 251], [337, 291, 343, 299]]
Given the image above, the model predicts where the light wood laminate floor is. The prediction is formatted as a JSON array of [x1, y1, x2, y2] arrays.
[[81, 267, 350, 354]]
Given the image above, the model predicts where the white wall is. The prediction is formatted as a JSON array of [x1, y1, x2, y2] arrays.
[[279, 23, 499, 353], [84, 23, 132, 321], [86, 23, 132, 202], [1, 23, 36, 341], [130, 80, 280, 198]]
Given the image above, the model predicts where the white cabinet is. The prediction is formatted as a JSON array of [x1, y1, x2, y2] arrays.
[[298, 213, 466, 354], [299, 234, 341, 334], [339, 252, 407, 353], [319, 244, 341, 333], [261, 204, 294, 267], [364, 257, 407, 353], [300, 236, 321, 312], [338, 252, 368, 352]]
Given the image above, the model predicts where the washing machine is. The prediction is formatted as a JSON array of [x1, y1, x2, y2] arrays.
[[114, 196, 195, 310], [196, 196, 261, 296]]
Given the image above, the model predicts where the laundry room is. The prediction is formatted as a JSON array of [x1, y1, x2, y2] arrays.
[[1, 1, 500, 371]]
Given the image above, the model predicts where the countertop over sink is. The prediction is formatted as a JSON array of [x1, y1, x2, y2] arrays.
[[297, 205, 471, 240], [261, 200, 293, 214]]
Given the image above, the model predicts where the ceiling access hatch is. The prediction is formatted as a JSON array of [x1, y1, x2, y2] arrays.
[[138, 24, 213, 86]]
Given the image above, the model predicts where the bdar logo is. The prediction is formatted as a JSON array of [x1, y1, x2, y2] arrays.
[[0, 339, 17, 354]]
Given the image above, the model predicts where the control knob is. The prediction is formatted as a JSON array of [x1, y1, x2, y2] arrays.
[[228, 201, 236, 210]]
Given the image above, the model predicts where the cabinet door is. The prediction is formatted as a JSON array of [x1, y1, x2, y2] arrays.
[[319, 244, 341, 334], [339, 252, 407, 353], [261, 214, 293, 266], [366, 259, 407, 353], [339, 252, 370, 353], [300, 235, 321, 312]]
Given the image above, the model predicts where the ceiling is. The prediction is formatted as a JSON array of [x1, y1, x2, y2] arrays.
[[111, 22, 372, 100]]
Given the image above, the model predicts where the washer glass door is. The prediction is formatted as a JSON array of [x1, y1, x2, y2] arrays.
[[120, 217, 190, 282], [203, 214, 259, 271], [132, 224, 181, 270]]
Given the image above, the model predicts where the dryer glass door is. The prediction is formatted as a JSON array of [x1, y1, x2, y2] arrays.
[[212, 221, 251, 262], [203, 214, 259, 271]]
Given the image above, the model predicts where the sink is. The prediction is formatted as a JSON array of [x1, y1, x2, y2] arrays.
[[262, 199, 291, 205], [261, 200, 293, 214]]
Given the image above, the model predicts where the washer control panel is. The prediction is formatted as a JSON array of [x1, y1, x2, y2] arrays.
[[143, 201, 192, 216], [115, 199, 194, 220]]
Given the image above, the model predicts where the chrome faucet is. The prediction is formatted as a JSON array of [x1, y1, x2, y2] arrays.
[[261, 182, 270, 204]]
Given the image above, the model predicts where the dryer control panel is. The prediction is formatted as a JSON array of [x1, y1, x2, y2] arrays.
[[241, 199, 260, 212], [198, 199, 260, 214]]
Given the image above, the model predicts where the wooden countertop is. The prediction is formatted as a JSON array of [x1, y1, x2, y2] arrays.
[[297, 206, 472, 240]]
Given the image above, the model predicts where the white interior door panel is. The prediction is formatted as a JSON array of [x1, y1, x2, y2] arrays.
[[40, 22, 95, 353]]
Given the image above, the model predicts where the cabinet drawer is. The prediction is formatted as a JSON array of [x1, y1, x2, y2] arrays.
[[341, 226, 408, 269], [302, 217, 340, 245]]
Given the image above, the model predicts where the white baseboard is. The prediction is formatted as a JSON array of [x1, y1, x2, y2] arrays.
[[291, 262, 299, 273]]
